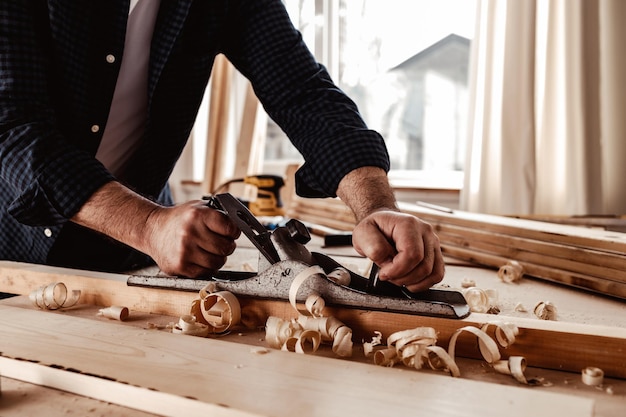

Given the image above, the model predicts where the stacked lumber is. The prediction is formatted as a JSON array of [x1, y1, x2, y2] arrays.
[[286, 196, 626, 299], [402, 202, 626, 299], [286, 196, 356, 232]]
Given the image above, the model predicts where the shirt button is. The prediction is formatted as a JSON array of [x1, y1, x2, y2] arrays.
[[91, 124, 100, 133], [44, 228, 52, 238], [106, 54, 116, 64]]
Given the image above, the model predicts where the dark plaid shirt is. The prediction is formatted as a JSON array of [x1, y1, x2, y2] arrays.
[[0, 0, 389, 266]]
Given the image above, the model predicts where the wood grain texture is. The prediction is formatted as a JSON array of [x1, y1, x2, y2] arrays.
[[0, 305, 594, 417], [1, 262, 625, 379]]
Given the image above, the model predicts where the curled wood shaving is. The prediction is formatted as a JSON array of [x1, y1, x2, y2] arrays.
[[373, 347, 401, 367], [304, 293, 325, 317], [327, 267, 351, 286], [265, 317, 297, 349], [282, 330, 321, 354], [264, 267, 355, 357], [448, 326, 501, 364], [97, 306, 129, 321], [332, 326, 353, 357], [534, 301, 557, 320], [288, 265, 326, 316], [373, 327, 459, 377], [171, 315, 210, 337], [363, 331, 383, 357], [29, 282, 81, 310], [425, 345, 461, 377], [497, 260, 524, 283], [581, 366, 604, 386], [493, 356, 542, 385], [480, 321, 519, 348], [176, 283, 241, 337], [195, 284, 241, 333], [463, 287, 490, 313]]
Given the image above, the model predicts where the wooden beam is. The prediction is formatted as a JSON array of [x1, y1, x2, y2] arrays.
[[0, 305, 595, 417], [1, 261, 624, 379], [202, 54, 233, 195]]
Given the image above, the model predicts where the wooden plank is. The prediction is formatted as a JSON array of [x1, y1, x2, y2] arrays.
[[202, 54, 233, 195], [435, 222, 626, 279], [0, 262, 196, 317], [1, 262, 625, 379], [438, 232, 626, 287], [240, 298, 626, 379], [0, 357, 255, 417], [400, 202, 626, 254], [0, 305, 595, 417]]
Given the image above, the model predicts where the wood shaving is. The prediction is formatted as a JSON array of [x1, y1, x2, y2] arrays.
[[371, 327, 460, 377], [171, 315, 209, 337], [327, 267, 351, 286], [581, 366, 604, 386], [448, 326, 501, 364], [196, 287, 241, 333], [97, 306, 129, 321], [265, 267, 354, 357], [497, 260, 524, 283], [493, 356, 541, 385], [514, 302, 527, 312], [174, 283, 241, 337], [481, 321, 519, 348], [363, 331, 383, 357], [463, 287, 490, 313], [29, 282, 81, 310], [534, 301, 558, 320]]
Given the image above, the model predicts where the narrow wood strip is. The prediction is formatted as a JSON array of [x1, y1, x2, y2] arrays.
[[440, 244, 626, 299], [0, 356, 256, 417], [0, 305, 594, 417]]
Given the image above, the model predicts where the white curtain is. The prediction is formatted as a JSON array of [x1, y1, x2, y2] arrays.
[[461, 0, 626, 215]]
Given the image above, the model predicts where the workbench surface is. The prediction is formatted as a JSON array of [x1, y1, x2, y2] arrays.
[[0, 237, 625, 416]]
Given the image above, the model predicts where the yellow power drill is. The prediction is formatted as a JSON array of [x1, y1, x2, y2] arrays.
[[212, 175, 285, 217]]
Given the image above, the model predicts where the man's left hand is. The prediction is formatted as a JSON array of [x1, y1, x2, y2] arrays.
[[351, 210, 445, 292]]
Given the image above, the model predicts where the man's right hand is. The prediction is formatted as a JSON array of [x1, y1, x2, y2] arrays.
[[144, 201, 240, 277], [71, 181, 240, 277]]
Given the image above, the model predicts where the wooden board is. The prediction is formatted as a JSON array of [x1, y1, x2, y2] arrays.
[[0, 305, 595, 417], [0, 376, 158, 417], [1, 261, 625, 379]]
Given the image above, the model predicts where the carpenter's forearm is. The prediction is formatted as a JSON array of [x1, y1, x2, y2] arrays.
[[336, 167, 399, 222], [71, 181, 160, 254]]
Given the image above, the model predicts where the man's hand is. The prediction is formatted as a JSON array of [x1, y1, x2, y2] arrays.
[[351, 210, 444, 292], [143, 201, 240, 277], [336, 167, 445, 292], [72, 181, 240, 277]]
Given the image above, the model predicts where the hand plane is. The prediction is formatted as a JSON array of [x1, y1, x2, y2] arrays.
[[127, 193, 470, 319]]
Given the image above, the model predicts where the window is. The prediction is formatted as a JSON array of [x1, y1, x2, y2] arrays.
[[264, 0, 477, 189]]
